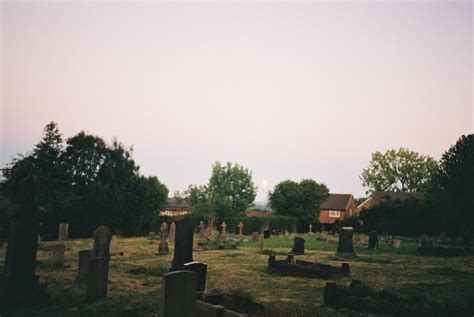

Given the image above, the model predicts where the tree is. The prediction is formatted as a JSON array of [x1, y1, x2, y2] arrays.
[[269, 179, 329, 228], [361, 148, 438, 194], [431, 134, 474, 241], [208, 162, 257, 216]]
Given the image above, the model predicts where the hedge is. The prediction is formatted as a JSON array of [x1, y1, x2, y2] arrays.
[[225, 215, 297, 234]]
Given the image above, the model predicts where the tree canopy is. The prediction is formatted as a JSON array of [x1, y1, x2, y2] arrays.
[[268, 179, 329, 228], [361, 148, 438, 194]]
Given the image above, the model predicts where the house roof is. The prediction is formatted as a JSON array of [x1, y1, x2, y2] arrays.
[[372, 191, 423, 205], [165, 197, 191, 211], [320, 193, 353, 211]]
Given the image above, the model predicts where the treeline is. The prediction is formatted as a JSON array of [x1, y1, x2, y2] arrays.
[[0, 122, 168, 239]]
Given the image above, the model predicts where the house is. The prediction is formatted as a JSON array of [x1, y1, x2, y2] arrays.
[[245, 210, 272, 217], [319, 193, 359, 230], [357, 191, 424, 210], [159, 198, 192, 217]]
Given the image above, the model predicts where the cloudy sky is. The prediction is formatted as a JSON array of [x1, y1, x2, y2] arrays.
[[1, 1, 472, 201]]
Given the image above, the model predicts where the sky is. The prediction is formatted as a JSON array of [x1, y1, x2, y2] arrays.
[[1, 1, 472, 202]]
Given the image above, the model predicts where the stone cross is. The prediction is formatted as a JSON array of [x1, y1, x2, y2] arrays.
[[308, 224, 313, 234], [2, 173, 41, 296], [336, 227, 355, 255], [93, 226, 112, 257], [220, 222, 227, 240], [58, 223, 69, 241], [159, 271, 197, 317], [170, 218, 194, 270], [237, 221, 244, 240]]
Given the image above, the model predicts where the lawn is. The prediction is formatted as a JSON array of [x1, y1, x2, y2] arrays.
[[1, 233, 474, 316]]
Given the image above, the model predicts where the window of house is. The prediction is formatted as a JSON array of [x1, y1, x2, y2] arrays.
[[329, 210, 340, 218]]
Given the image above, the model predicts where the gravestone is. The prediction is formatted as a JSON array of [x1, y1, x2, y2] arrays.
[[159, 270, 197, 317], [1, 173, 42, 301], [393, 239, 402, 249], [93, 226, 112, 257], [291, 237, 305, 255], [252, 232, 259, 241], [161, 222, 169, 236], [171, 218, 194, 270], [58, 223, 69, 241], [169, 222, 176, 242], [220, 222, 227, 240], [158, 226, 170, 255], [148, 231, 157, 240], [86, 257, 110, 300], [51, 244, 65, 268], [368, 230, 379, 250], [198, 221, 206, 239], [309, 224, 313, 234], [291, 224, 297, 235], [336, 227, 355, 255], [263, 228, 271, 239], [183, 262, 207, 293], [237, 221, 245, 240], [76, 250, 93, 283], [110, 235, 118, 254]]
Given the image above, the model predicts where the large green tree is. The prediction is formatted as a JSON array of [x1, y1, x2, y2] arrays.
[[431, 134, 474, 241], [361, 147, 438, 194], [269, 179, 329, 228]]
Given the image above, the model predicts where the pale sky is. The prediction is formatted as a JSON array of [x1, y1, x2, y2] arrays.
[[1, 1, 472, 202]]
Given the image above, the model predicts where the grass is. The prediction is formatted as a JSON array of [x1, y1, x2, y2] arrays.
[[1, 233, 474, 316]]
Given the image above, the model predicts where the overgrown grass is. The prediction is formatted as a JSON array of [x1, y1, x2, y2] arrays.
[[1, 233, 473, 316]]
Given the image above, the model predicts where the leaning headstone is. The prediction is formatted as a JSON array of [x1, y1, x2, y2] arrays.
[[291, 237, 305, 255], [336, 227, 355, 255], [86, 257, 110, 300], [159, 271, 197, 317], [1, 173, 42, 302], [368, 230, 379, 250], [51, 244, 65, 268], [183, 262, 207, 293], [76, 250, 93, 283], [58, 223, 69, 241], [93, 226, 112, 258], [169, 222, 176, 242], [170, 218, 194, 270]]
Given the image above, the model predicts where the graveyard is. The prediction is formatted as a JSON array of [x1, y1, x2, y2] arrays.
[[1, 229, 473, 316]]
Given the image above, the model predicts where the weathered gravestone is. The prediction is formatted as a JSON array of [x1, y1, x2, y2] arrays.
[[252, 232, 259, 241], [51, 244, 65, 268], [158, 225, 170, 255], [337, 227, 355, 255], [309, 224, 313, 234], [159, 270, 197, 317], [263, 228, 271, 239], [87, 226, 112, 300], [161, 222, 169, 236], [76, 250, 93, 283], [109, 235, 118, 254], [169, 222, 176, 242], [1, 173, 44, 303], [237, 221, 244, 240], [58, 223, 69, 241], [291, 237, 305, 255], [368, 230, 379, 250], [393, 239, 402, 249], [183, 262, 207, 293], [171, 218, 194, 270]]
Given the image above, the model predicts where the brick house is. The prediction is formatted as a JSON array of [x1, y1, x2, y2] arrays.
[[319, 193, 359, 230], [357, 191, 424, 211]]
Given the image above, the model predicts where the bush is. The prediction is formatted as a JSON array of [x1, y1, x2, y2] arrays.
[[334, 216, 362, 232]]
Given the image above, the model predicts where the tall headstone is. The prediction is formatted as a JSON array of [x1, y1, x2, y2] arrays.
[[169, 222, 176, 242], [368, 230, 379, 250], [76, 250, 93, 283], [58, 223, 69, 241], [93, 226, 112, 257], [171, 218, 194, 270], [237, 221, 245, 240], [51, 244, 65, 268], [220, 222, 227, 240], [159, 271, 197, 317], [291, 237, 305, 255], [183, 262, 207, 293], [336, 227, 355, 255], [1, 173, 41, 300], [161, 222, 169, 237]]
